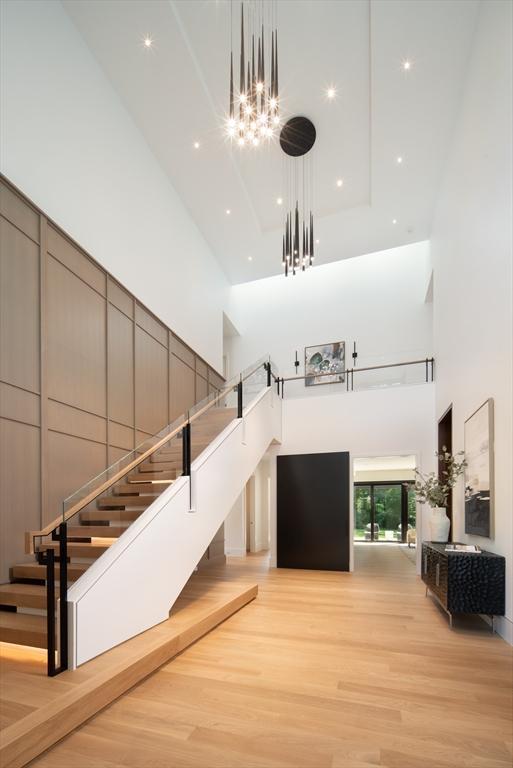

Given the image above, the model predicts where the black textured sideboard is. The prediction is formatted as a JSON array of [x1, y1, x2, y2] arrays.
[[421, 542, 505, 630]]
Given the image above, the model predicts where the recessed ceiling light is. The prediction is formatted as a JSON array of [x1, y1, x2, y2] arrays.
[[226, 209, 231, 215], [336, 179, 343, 188], [401, 59, 412, 71], [276, 197, 283, 205], [143, 36, 153, 48], [396, 156, 403, 164], [392, 218, 397, 224], [248, 256, 253, 261], [315, 239, 320, 244], [193, 141, 200, 149], [326, 86, 336, 100]]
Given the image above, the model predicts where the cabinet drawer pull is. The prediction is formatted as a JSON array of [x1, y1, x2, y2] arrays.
[[436, 562, 440, 586]]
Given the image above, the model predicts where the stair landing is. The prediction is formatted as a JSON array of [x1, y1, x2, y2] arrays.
[[0, 566, 257, 768]]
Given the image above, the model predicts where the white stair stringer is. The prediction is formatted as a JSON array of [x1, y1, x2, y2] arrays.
[[67, 387, 281, 668]]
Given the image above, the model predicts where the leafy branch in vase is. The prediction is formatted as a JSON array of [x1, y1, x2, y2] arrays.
[[412, 448, 467, 508]]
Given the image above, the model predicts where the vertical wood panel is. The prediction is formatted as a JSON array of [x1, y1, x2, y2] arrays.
[[135, 328, 168, 435], [107, 304, 134, 427], [46, 256, 106, 416], [169, 355, 196, 422], [0, 182, 40, 243], [0, 383, 40, 426], [0, 217, 40, 392], [0, 419, 40, 581], [195, 374, 208, 404], [46, 431, 106, 527], [47, 225, 105, 295]]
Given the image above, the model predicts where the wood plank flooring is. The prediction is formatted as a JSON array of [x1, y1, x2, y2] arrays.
[[0, 574, 258, 768], [27, 545, 513, 768]]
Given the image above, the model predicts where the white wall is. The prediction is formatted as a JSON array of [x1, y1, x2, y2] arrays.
[[225, 456, 271, 556], [227, 241, 433, 380], [0, 0, 228, 371], [431, 0, 513, 642], [253, 457, 271, 552], [225, 492, 246, 557], [269, 383, 436, 571]]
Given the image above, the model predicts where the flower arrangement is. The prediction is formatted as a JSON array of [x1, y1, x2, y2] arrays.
[[412, 448, 467, 508]]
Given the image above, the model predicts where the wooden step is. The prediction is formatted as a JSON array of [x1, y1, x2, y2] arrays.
[[97, 495, 154, 510], [150, 453, 184, 464], [0, 611, 47, 648], [114, 482, 168, 495], [67, 525, 126, 539], [139, 460, 179, 473], [0, 583, 47, 610], [36, 541, 112, 559], [155, 441, 209, 458], [80, 509, 143, 523], [11, 562, 88, 581], [127, 470, 176, 482]]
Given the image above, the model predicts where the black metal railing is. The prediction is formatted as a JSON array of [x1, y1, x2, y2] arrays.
[[38, 522, 68, 676]]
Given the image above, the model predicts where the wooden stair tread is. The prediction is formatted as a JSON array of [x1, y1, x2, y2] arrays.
[[0, 583, 47, 609], [114, 482, 167, 494], [80, 509, 143, 523], [36, 541, 112, 559], [97, 495, 155, 509], [127, 471, 175, 482], [11, 562, 88, 581], [139, 459, 180, 471], [0, 611, 47, 648], [68, 525, 126, 538]]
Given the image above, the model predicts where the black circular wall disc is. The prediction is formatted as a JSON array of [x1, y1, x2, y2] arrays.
[[279, 116, 316, 157]]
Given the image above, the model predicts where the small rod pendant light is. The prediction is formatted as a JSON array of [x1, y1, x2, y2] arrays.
[[279, 116, 317, 276]]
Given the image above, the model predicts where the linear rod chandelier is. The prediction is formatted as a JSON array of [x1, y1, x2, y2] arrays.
[[226, 1, 280, 147], [280, 116, 317, 276]]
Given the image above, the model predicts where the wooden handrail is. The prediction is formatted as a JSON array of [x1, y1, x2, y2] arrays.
[[25, 422, 185, 553], [26, 359, 271, 553], [25, 377, 245, 553]]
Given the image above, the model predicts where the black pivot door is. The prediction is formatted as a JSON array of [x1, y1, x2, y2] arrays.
[[277, 452, 350, 571]]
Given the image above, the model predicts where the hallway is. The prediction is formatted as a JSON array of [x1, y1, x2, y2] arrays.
[[31, 548, 512, 768]]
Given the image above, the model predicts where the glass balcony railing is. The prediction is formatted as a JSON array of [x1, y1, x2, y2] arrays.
[[275, 356, 434, 399]]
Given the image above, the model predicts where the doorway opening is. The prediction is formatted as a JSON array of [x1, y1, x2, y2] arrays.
[[353, 456, 416, 545], [354, 482, 416, 543]]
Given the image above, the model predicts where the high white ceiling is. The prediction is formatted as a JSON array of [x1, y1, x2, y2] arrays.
[[62, 0, 479, 284]]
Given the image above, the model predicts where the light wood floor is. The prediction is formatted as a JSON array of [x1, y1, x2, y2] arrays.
[[0, 573, 257, 767], [29, 545, 513, 768]]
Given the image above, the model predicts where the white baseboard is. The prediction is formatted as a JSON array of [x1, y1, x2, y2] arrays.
[[483, 614, 513, 645], [225, 547, 247, 557]]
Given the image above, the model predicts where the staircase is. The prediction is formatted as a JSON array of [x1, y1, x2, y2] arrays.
[[0, 407, 238, 652], [0, 357, 279, 671]]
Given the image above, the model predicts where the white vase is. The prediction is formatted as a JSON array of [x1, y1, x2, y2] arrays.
[[429, 507, 450, 542]]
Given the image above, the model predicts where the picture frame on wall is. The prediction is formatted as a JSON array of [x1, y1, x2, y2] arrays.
[[464, 398, 494, 538], [305, 341, 345, 387]]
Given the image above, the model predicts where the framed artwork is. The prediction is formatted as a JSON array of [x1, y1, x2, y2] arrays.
[[305, 341, 345, 387], [464, 398, 494, 538]]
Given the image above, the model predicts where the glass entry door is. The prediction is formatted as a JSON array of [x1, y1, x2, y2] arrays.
[[354, 485, 372, 541], [354, 482, 414, 542]]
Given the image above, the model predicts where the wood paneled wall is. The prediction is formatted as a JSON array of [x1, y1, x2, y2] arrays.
[[0, 177, 225, 580]]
